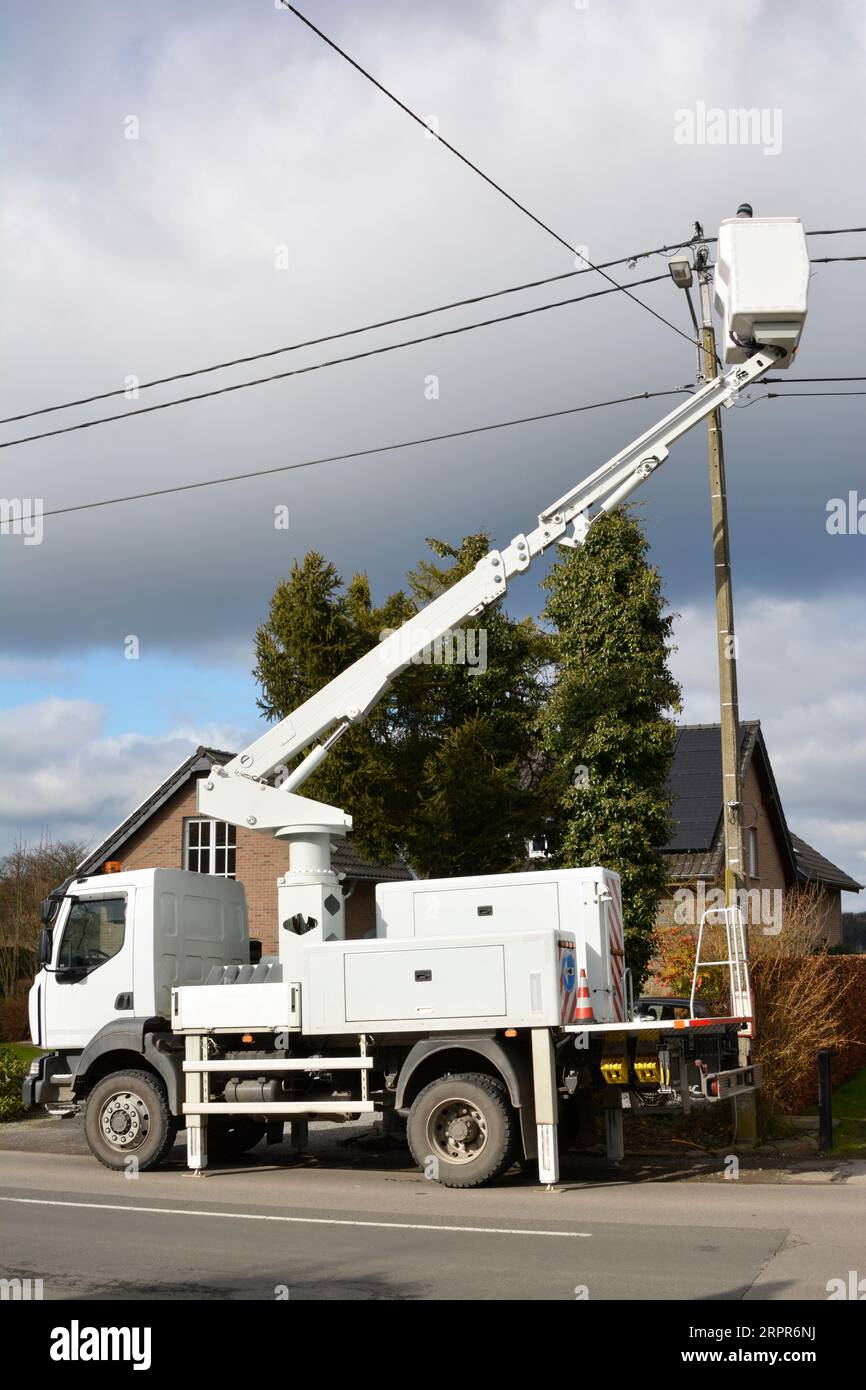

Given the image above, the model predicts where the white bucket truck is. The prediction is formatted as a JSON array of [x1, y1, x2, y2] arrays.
[[26, 216, 805, 1186]]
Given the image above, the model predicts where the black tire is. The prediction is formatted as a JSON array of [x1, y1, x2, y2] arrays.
[[206, 1119, 268, 1159], [407, 1072, 518, 1188], [84, 1069, 178, 1172]]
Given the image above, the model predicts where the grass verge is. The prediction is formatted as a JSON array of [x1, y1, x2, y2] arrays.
[[819, 1067, 866, 1158]]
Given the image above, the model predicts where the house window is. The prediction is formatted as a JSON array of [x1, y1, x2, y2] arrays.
[[528, 836, 549, 860], [748, 826, 759, 878], [184, 819, 236, 878]]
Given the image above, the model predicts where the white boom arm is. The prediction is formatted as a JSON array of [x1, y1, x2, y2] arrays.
[[199, 347, 775, 836]]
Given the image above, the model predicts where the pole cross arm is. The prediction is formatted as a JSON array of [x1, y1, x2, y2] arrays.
[[201, 346, 775, 821]]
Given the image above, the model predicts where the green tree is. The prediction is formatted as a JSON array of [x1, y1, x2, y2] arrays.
[[540, 508, 680, 986], [254, 538, 552, 876]]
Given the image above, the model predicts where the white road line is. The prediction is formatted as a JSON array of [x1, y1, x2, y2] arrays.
[[0, 1195, 591, 1239]]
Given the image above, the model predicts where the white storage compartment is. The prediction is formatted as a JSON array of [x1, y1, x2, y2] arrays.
[[375, 866, 623, 1024], [302, 929, 568, 1034], [345, 943, 506, 1022], [714, 216, 809, 368], [172, 979, 299, 1032], [410, 880, 560, 938]]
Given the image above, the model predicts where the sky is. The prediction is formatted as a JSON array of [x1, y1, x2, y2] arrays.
[[0, 0, 864, 907]]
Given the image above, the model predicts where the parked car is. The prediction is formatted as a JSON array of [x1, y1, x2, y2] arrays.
[[633, 995, 709, 1022]]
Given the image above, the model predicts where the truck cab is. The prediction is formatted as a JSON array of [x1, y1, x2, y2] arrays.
[[26, 868, 248, 1116]]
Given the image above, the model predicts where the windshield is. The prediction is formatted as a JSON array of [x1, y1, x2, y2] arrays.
[[57, 896, 126, 971]]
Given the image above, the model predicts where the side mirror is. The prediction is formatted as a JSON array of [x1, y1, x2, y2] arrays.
[[37, 926, 53, 966], [40, 897, 57, 925]]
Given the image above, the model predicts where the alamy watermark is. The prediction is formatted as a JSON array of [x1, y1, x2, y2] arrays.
[[826, 1270, 865, 1300], [378, 625, 487, 674], [1, 1276, 44, 1300], [1, 497, 43, 544], [50, 1321, 151, 1370], [674, 102, 782, 157], [826, 491, 866, 535], [673, 880, 783, 934]]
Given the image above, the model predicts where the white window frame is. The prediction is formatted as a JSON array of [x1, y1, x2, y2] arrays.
[[184, 818, 237, 878], [748, 825, 759, 878]]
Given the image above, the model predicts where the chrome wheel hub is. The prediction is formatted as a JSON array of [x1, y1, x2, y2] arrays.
[[427, 1098, 489, 1164], [100, 1091, 150, 1149]]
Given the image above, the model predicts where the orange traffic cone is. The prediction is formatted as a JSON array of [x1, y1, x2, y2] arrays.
[[575, 968, 596, 1023]]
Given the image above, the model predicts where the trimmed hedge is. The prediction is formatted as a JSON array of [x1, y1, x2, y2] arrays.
[[752, 955, 866, 1114]]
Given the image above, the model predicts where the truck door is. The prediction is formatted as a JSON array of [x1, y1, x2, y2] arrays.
[[44, 889, 135, 1049]]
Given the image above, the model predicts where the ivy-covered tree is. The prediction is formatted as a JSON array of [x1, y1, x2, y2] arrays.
[[540, 508, 680, 986], [254, 537, 553, 876]]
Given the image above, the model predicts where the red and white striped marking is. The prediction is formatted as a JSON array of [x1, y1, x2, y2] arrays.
[[605, 875, 625, 1021]]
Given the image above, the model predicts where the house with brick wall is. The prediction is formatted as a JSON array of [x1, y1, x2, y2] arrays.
[[658, 722, 862, 946], [77, 747, 412, 955], [81, 729, 859, 958]]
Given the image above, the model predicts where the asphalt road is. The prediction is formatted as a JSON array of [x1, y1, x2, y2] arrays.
[[1, 1129, 864, 1300]]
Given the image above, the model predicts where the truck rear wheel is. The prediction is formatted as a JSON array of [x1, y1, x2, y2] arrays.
[[407, 1072, 518, 1188], [84, 1069, 178, 1172]]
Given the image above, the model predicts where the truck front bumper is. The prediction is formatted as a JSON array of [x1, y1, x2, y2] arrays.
[[21, 1069, 39, 1109], [21, 1053, 76, 1109]]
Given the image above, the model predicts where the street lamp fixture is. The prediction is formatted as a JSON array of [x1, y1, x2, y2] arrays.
[[668, 252, 694, 289]]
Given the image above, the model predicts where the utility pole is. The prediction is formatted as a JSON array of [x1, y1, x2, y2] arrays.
[[694, 224, 747, 910], [694, 213, 756, 1142]]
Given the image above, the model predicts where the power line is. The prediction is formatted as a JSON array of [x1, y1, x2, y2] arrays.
[[800, 226, 866, 237], [279, 3, 699, 351], [0, 274, 670, 451], [4, 379, 860, 530], [762, 376, 866, 384], [0, 246, 707, 428], [0, 387, 692, 527], [736, 389, 866, 408], [3, 239, 860, 431]]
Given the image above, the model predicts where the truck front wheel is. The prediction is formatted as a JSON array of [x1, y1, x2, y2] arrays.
[[84, 1070, 178, 1172], [407, 1072, 518, 1188]]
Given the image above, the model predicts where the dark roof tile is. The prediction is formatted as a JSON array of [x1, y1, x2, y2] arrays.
[[331, 840, 413, 882], [664, 722, 758, 852], [789, 832, 863, 892]]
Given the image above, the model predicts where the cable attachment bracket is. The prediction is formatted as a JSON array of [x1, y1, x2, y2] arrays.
[[635, 454, 661, 480], [557, 511, 591, 550]]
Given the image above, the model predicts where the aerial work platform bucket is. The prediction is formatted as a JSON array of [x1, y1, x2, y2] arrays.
[[714, 215, 809, 369]]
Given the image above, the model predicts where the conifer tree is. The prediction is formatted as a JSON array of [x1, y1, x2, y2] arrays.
[[540, 508, 680, 985]]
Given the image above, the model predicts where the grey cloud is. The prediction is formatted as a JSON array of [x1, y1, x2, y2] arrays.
[[672, 594, 866, 910], [0, 2, 863, 897], [0, 695, 254, 855], [2, 0, 865, 658]]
